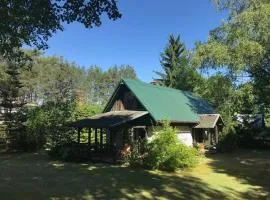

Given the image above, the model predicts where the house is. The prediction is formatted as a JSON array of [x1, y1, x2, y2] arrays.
[[70, 79, 224, 156], [236, 114, 264, 129]]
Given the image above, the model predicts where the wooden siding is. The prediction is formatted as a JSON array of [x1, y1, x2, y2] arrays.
[[110, 86, 144, 111]]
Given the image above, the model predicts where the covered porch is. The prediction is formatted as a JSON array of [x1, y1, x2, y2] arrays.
[[69, 110, 151, 162]]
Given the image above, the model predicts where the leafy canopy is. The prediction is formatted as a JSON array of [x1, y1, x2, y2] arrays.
[[193, 0, 270, 109], [0, 0, 121, 58]]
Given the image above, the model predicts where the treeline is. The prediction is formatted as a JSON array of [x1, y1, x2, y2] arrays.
[[0, 51, 137, 150], [16, 51, 137, 106]]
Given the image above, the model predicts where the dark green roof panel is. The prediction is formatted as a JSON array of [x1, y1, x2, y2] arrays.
[[122, 79, 214, 123]]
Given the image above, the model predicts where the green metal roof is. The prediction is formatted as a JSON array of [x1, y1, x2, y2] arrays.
[[105, 79, 215, 123]]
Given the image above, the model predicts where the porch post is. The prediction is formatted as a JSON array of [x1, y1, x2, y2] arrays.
[[215, 125, 218, 144], [110, 130, 113, 146], [77, 128, 81, 144], [100, 128, 103, 152], [88, 128, 91, 145], [95, 128, 98, 145], [192, 128, 196, 143]]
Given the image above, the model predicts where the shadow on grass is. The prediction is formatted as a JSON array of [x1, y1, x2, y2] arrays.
[[0, 152, 227, 200], [207, 149, 270, 199]]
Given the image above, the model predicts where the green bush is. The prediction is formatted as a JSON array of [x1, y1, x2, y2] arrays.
[[236, 128, 270, 149], [217, 131, 238, 152], [125, 139, 147, 168], [48, 143, 91, 162], [128, 122, 199, 171], [25, 103, 75, 150]]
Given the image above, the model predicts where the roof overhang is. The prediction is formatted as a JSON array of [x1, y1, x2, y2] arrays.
[[69, 111, 149, 129], [156, 120, 199, 125], [195, 114, 224, 129]]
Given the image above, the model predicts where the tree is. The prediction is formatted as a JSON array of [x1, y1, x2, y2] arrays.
[[233, 82, 258, 114], [0, 60, 26, 148], [86, 65, 137, 105], [193, 0, 270, 109], [18, 52, 137, 106], [0, 0, 121, 59], [155, 35, 203, 91], [19, 55, 79, 104], [155, 35, 186, 87], [194, 74, 233, 111]]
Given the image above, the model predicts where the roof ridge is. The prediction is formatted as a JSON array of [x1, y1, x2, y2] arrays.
[[122, 78, 192, 94]]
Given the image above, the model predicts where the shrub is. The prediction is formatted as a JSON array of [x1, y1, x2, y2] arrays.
[[124, 139, 147, 168], [129, 122, 200, 171], [217, 131, 237, 153], [48, 143, 91, 162], [236, 128, 270, 149], [25, 102, 77, 150]]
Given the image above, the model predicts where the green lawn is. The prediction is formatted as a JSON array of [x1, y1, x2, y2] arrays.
[[0, 150, 269, 200]]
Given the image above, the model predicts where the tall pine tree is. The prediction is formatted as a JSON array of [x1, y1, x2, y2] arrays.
[[0, 61, 26, 149], [155, 34, 203, 91]]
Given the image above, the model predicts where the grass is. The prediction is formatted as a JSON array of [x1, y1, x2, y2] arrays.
[[0, 149, 269, 200]]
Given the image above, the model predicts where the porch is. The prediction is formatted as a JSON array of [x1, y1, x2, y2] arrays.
[[69, 110, 151, 162]]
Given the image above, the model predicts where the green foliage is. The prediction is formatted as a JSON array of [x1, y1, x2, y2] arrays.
[[24, 100, 102, 151], [233, 83, 258, 114], [217, 132, 238, 153], [19, 54, 137, 106], [0, 51, 137, 151], [20, 55, 78, 104], [24, 107, 48, 151], [217, 122, 238, 152], [124, 139, 148, 168], [155, 35, 203, 91], [155, 35, 187, 87], [71, 103, 102, 120], [142, 122, 199, 171], [25, 102, 75, 149], [194, 74, 233, 110], [0, 0, 121, 59], [85, 65, 137, 105], [0, 60, 26, 150], [194, 0, 270, 110], [49, 143, 91, 162]]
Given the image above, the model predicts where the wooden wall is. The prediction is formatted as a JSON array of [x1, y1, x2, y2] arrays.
[[110, 86, 144, 111]]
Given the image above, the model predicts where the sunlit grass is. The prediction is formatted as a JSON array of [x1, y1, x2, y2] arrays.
[[0, 150, 269, 199]]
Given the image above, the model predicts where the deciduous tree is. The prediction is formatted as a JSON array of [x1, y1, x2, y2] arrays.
[[0, 0, 121, 59], [193, 0, 270, 109]]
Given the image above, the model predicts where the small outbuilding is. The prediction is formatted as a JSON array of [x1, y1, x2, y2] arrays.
[[235, 114, 265, 129], [194, 114, 224, 147]]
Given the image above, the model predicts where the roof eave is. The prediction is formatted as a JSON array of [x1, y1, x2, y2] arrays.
[[157, 120, 199, 124]]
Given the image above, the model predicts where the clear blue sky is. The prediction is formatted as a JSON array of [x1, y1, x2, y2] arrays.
[[45, 0, 226, 82]]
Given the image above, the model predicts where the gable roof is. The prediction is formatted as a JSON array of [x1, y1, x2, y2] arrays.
[[104, 79, 215, 123], [195, 114, 224, 129]]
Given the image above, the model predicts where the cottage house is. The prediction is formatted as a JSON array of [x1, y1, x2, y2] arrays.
[[71, 79, 224, 155]]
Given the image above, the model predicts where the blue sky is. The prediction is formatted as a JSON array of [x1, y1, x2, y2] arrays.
[[45, 0, 226, 82]]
